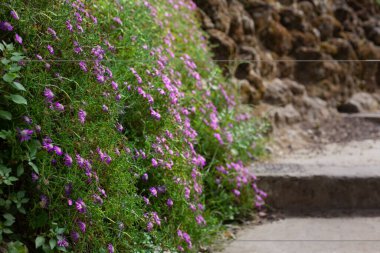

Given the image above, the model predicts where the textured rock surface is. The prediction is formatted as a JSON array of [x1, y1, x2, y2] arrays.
[[195, 0, 380, 125]]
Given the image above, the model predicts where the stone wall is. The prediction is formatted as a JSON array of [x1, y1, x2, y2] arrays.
[[195, 0, 380, 125]]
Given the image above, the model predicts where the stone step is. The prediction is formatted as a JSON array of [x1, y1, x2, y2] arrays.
[[251, 140, 380, 212]]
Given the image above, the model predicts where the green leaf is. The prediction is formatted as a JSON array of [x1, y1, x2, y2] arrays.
[[0, 130, 12, 139], [10, 55, 24, 62], [17, 164, 24, 177], [3, 228, 13, 234], [49, 239, 56, 249], [9, 65, 21, 72], [28, 140, 40, 159], [28, 161, 38, 174], [10, 94, 27, 105], [3, 213, 15, 221], [1, 58, 10, 65], [35, 236, 45, 248], [0, 110, 12, 120], [5, 43, 14, 51], [11, 82, 26, 91], [3, 73, 17, 83], [0, 43, 4, 51], [7, 241, 28, 253], [3, 213, 15, 226]]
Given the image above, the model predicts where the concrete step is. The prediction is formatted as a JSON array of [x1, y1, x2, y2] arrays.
[[251, 140, 380, 212], [221, 216, 380, 253]]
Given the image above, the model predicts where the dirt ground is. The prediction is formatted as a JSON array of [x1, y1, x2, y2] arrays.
[[268, 113, 380, 157]]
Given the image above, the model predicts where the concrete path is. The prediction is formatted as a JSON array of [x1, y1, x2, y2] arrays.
[[221, 217, 380, 253], [220, 138, 380, 253]]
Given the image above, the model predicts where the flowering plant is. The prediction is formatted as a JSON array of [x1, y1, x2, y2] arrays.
[[0, 0, 268, 252]]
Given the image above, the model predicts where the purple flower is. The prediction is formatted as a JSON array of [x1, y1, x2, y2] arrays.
[[40, 195, 49, 208], [54, 146, 63, 156], [177, 246, 184, 252], [96, 75, 105, 83], [232, 189, 240, 197], [143, 196, 150, 205], [115, 94, 121, 101], [35, 125, 41, 133], [47, 27, 57, 38], [141, 173, 148, 182], [54, 102, 65, 111], [64, 154, 73, 167], [47, 45, 54, 55], [149, 187, 157, 197], [150, 108, 161, 121], [102, 105, 109, 112], [91, 15, 98, 24], [18, 129, 33, 142], [195, 215, 206, 225], [64, 183, 72, 196], [146, 222, 153, 232], [107, 244, 114, 253], [166, 198, 173, 207], [31, 172, 39, 182], [184, 187, 190, 200], [10, 11, 19, 20], [23, 116, 32, 124], [77, 221, 86, 233], [151, 158, 158, 167], [214, 133, 224, 145], [78, 109, 86, 124], [71, 231, 79, 242], [111, 81, 118, 91], [14, 34, 22, 45], [0, 22, 13, 31], [57, 237, 69, 248], [36, 54, 43, 61], [79, 61, 87, 72], [113, 16, 122, 25], [91, 45, 105, 60], [115, 123, 123, 133], [75, 198, 86, 213], [65, 20, 73, 32], [44, 88, 54, 102], [157, 186, 166, 194]]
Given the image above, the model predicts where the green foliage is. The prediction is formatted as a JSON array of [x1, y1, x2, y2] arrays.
[[0, 42, 31, 252], [0, 0, 268, 252]]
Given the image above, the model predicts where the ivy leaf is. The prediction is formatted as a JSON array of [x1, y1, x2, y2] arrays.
[[35, 236, 45, 248], [0, 110, 12, 120], [11, 82, 26, 91], [10, 94, 27, 105]]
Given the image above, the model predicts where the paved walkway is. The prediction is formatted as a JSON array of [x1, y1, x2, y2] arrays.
[[221, 217, 380, 253]]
